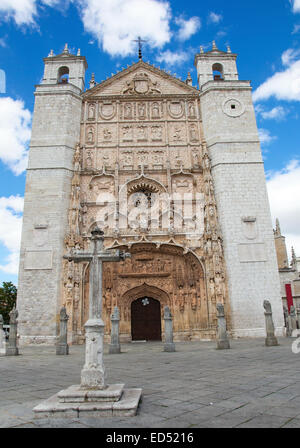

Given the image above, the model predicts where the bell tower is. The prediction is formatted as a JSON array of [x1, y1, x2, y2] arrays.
[[17, 45, 87, 345], [195, 42, 284, 337]]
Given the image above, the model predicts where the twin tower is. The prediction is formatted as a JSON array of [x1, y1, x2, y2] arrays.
[[17, 43, 284, 345]]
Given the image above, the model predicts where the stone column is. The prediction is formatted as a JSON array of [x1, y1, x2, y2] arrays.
[[6, 307, 19, 356], [216, 303, 230, 349], [109, 307, 121, 354], [290, 306, 298, 337], [163, 306, 175, 352], [56, 307, 69, 355], [0, 314, 6, 355], [263, 300, 279, 346]]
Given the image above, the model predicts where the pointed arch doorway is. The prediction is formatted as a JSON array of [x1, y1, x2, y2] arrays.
[[131, 297, 162, 341]]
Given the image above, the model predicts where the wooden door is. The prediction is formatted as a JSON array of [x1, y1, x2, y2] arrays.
[[131, 297, 161, 341]]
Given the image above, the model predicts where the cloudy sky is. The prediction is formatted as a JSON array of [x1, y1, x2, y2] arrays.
[[0, 0, 299, 285]]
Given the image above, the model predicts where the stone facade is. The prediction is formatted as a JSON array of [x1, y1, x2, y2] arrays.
[[273, 220, 300, 312], [17, 43, 285, 345]]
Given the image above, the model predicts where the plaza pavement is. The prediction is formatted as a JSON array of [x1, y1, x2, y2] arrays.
[[0, 338, 300, 428]]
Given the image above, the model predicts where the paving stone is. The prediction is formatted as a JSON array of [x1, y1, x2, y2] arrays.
[[0, 339, 300, 428]]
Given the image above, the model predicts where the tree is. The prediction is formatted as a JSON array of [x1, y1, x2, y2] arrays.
[[0, 282, 17, 325]]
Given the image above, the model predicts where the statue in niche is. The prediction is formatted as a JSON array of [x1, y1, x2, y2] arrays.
[[74, 144, 81, 172], [188, 102, 196, 117], [86, 151, 93, 169], [152, 102, 160, 118], [124, 103, 132, 119], [88, 103, 95, 119], [87, 127, 94, 143], [189, 124, 198, 141], [138, 102, 146, 119]]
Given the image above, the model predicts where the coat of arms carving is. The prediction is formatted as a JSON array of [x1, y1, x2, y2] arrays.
[[123, 72, 161, 95]]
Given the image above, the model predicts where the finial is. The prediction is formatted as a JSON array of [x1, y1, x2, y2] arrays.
[[200, 46, 204, 54], [89, 73, 96, 89], [212, 40, 217, 50], [227, 45, 232, 54], [275, 218, 281, 236], [48, 49, 54, 57], [77, 48, 81, 56], [63, 43, 69, 54], [186, 72, 192, 86]]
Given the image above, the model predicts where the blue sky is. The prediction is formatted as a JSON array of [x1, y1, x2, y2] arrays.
[[0, 0, 300, 285]]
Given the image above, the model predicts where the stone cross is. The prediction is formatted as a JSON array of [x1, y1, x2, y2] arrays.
[[263, 300, 279, 346], [56, 306, 69, 355], [65, 227, 130, 389], [0, 314, 5, 355], [109, 307, 121, 354], [290, 306, 298, 337], [6, 307, 19, 356], [216, 303, 230, 349], [163, 306, 175, 352]]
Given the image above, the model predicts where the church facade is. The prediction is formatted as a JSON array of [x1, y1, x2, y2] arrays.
[[17, 43, 284, 345]]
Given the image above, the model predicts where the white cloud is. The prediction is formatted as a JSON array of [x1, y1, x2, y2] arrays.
[[0, 97, 31, 175], [0, 0, 68, 26], [208, 12, 222, 24], [281, 48, 300, 66], [77, 0, 172, 57], [175, 16, 201, 41], [292, 24, 300, 34], [258, 128, 277, 146], [255, 105, 288, 121], [156, 49, 189, 66], [291, 0, 300, 13], [0, 36, 7, 47], [253, 56, 300, 102], [0, 195, 24, 275], [267, 160, 300, 256], [0, 0, 37, 25]]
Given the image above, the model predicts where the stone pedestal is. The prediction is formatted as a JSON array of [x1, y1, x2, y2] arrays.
[[81, 318, 106, 388], [6, 307, 19, 356], [0, 315, 6, 356], [290, 306, 299, 338], [216, 303, 230, 350], [164, 306, 175, 352], [263, 300, 279, 346], [56, 306, 69, 355], [109, 307, 121, 354]]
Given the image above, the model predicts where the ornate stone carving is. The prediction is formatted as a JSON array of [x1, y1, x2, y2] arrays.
[[99, 102, 116, 120], [122, 72, 161, 95]]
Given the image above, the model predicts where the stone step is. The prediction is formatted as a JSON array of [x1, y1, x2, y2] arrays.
[[57, 384, 125, 403], [33, 387, 142, 418]]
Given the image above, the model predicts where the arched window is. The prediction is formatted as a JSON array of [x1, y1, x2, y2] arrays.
[[57, 66, 69, 84], [212, 63, 224, 81]]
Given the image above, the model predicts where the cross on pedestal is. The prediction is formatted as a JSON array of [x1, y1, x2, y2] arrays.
[[65, 227, 130, 389]]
